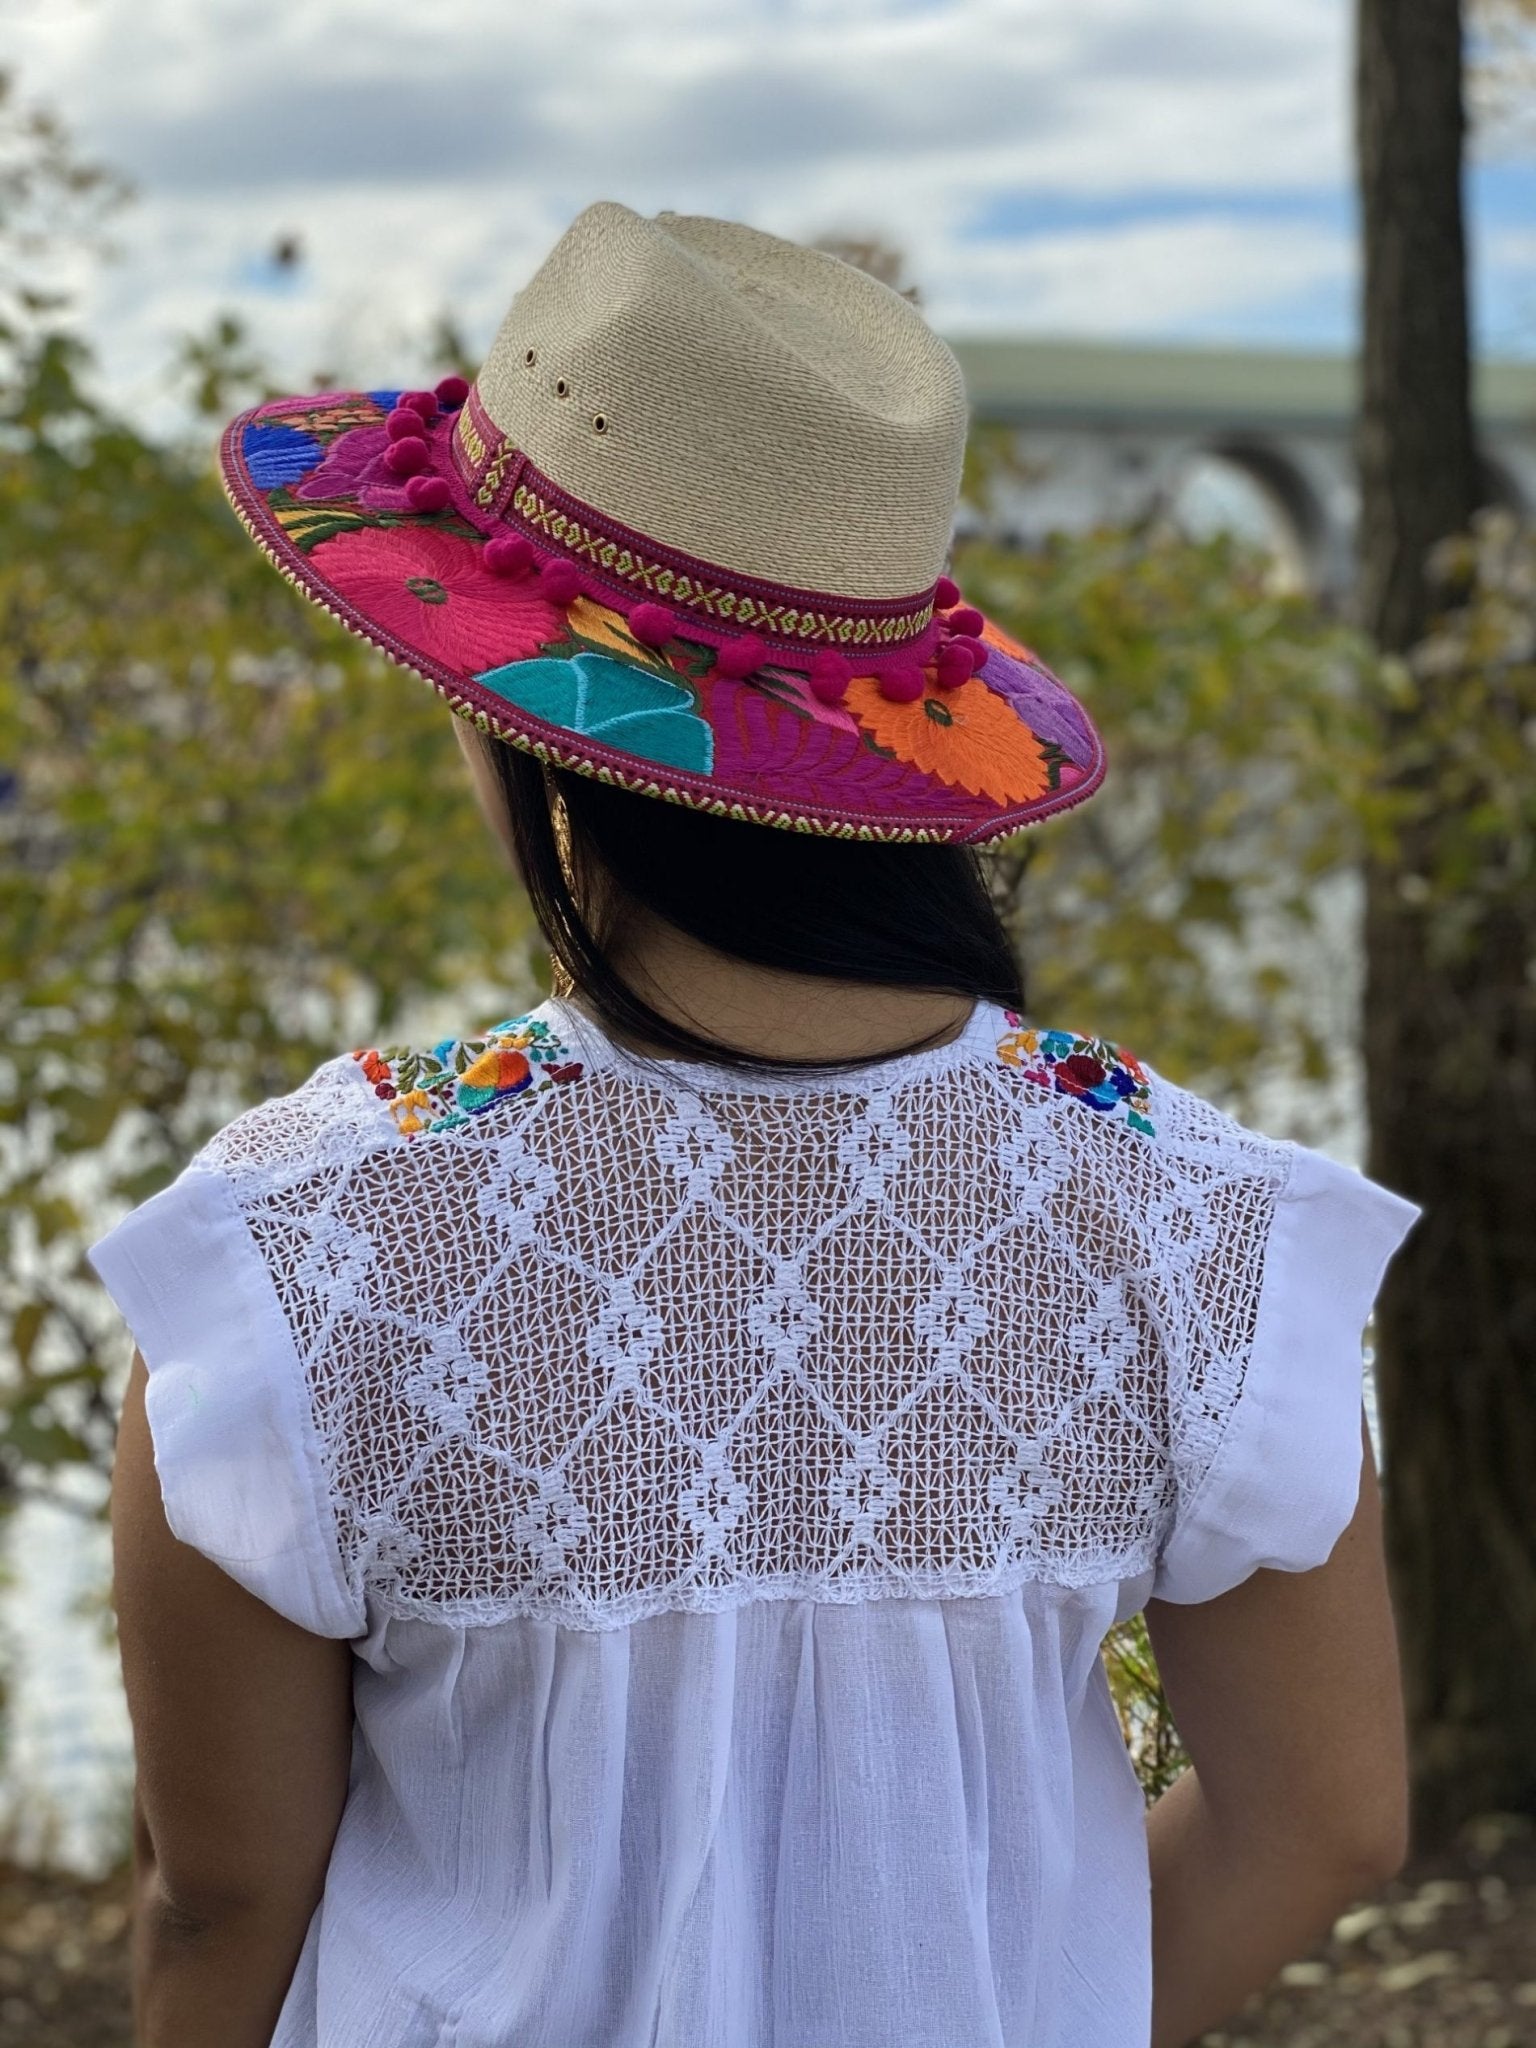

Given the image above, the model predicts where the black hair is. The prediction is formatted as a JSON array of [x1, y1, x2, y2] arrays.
[[473, 729, 1026, 1078]]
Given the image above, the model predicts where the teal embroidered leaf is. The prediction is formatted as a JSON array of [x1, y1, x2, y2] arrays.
[[474, 651, 714, 774]]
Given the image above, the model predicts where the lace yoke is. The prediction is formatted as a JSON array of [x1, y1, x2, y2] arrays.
[[191, 997, 1296, 1632]]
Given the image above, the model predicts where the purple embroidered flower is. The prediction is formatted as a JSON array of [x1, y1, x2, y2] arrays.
[[295, 423, 414, 511], [978, 648, 1097, 768], [242, 421, 324, 490]]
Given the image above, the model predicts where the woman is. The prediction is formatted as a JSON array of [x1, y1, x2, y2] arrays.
[[93, 203, 1419, 2048]]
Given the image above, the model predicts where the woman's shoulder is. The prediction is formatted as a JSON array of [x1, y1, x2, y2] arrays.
[[990, 1009, 1295, 1180], [350, 1006, 588, 1140], [187, 1005, 585, 1192], [990, 1010, 1158, 1138]]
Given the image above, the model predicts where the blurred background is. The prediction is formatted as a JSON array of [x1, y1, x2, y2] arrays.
[[2, 2, 1535, 2042]]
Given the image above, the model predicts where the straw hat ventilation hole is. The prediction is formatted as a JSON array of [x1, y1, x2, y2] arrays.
[[522, 348, 607, 434]]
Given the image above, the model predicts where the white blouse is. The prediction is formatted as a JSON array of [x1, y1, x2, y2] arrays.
[[89, 993, 1419, 2048]]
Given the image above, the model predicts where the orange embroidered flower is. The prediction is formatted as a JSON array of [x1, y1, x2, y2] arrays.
[[461, 1047, 531, 1094], [845, 673, 1051, 804]]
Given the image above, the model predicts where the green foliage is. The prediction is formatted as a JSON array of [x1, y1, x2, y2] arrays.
[[955, 498, 1378, 1112], [1104, 1613, 1190, 1803], [0, 332, 533, 1517]]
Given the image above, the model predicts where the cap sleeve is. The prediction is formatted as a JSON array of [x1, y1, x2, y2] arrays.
[[88, 1056, 388, 1639], [1147, 1109, 1420, 1607]]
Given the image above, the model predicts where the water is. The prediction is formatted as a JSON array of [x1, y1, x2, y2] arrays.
[[1, 1474, 133, 1876]]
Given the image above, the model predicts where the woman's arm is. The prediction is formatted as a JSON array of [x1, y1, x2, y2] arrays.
[[111, 1348, 357, 2047], [1143, 1415, 1410, 2048]]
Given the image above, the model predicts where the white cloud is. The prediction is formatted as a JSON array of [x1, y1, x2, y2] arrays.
[[922, 215, 1354, 336], [0, 0, 1378, 414]]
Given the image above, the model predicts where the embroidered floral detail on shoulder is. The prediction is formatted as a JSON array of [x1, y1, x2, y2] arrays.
[[352, 1013, 584, 1138], [994, 1010, 1155, 1137]]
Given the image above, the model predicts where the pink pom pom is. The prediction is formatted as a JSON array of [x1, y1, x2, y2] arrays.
[[934, 643, 973, 690], [713, 633, 768, 679], [935, 575, 961, 610], [400, 389, 439, 421], [484, 535, 535, 578], [434, 374, 470, 408], [628, 602, 676, 648], [384, 436, 430, 475], [949, 635, 987, 674], [808, 651, 850, 703], [947, 605, 985, 637], [387, 407, 427, 441], [539, 559, 586, 607], [405, 474, 452, 512], [877, 664, 927, 703]]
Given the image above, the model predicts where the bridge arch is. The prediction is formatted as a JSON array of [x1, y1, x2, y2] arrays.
[[1167, 435, 1330, 590]]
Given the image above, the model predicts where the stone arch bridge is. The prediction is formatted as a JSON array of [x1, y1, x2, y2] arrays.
[[947, 338, 1536, 602]]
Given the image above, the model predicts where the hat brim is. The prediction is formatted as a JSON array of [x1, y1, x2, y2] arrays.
[[221, 389, 1106, 846]]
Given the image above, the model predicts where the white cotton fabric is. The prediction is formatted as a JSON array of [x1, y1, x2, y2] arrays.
[[88, 994, 1420, 2048]]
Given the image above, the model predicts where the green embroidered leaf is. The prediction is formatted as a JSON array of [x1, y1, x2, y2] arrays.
[[279, 506, 383, 552]]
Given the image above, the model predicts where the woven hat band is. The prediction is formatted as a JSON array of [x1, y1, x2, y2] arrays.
[[451, 385, 937, 651]]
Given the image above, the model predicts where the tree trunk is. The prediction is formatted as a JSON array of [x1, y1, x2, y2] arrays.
[[1355, 0, 1536, 1846]]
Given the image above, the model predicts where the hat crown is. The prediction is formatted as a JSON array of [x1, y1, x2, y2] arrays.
[[474, 203, 969, 600]]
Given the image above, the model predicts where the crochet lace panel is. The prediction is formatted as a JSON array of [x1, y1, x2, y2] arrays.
[[194, 1031, 1294, 1630]]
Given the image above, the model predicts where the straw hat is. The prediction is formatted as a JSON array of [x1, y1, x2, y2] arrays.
[[220, 202, 1105, 844]]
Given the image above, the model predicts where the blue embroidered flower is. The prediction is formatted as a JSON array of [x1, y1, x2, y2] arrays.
[[242, 421, 324, 489], [473, 651, 714, 775], [366, 389, 404, 410]]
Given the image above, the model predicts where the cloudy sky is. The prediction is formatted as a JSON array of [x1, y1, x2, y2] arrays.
[[7, 0, 1536, 419]]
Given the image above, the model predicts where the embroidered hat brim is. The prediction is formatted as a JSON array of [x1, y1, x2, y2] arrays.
[[219, 205, 1106, 845], [221, 386, 1104, 846]]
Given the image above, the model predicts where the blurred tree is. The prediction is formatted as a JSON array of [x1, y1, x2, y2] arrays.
[[0, 329, 533, 1524], [427, 312, 479, 385], [173, 310, 271, 424], [0, 70, 126, 367], [954, 496, 1374, 1120], [1355, 0, 1536, 1843]]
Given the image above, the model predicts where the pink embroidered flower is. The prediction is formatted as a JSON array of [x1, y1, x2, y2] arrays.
[[309, 527, 570, 673], [290, 423, 393, 503]]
